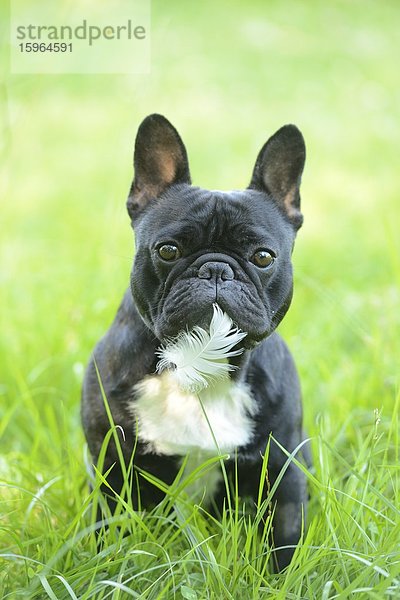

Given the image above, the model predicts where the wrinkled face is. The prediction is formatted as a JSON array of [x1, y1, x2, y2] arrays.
[[126, 114, 305, 346], [131, 185, 296, 346]]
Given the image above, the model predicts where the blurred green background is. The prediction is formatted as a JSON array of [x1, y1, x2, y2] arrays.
[[1, 0, 399, 462], [1, 1, 400, 595]]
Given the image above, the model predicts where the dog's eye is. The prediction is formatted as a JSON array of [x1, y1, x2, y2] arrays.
[[158, 244, 181, 261], [251, 249, 275, 268]]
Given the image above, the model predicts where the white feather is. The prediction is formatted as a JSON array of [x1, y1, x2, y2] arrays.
[[156, 304, 247, 391]]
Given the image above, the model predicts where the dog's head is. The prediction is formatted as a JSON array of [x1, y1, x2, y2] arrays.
[[127, 114, 305, 347]]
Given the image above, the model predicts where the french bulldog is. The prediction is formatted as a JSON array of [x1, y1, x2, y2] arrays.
[[81, 114, 310, 571]]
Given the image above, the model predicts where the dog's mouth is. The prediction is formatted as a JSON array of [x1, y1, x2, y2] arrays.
[[155, 304, 247, 391], [152, 287, 271, 343]]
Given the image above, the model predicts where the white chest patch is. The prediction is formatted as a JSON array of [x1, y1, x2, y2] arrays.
[[129, 372, 257, 457]]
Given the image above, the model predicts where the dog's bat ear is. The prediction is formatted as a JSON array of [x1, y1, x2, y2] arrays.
[[127, 114, 191, 219], [249, 125, 306, 229]]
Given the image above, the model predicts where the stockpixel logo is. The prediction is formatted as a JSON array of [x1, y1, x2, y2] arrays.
[[10, 0, 150, 74]]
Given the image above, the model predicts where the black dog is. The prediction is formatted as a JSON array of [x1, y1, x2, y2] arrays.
[[81, 114, 310, 571]]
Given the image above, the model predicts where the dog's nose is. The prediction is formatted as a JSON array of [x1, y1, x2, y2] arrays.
[[197, 262, 234, 281]]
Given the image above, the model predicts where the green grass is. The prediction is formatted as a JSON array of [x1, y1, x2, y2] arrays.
[[1, 0, 400, 597]]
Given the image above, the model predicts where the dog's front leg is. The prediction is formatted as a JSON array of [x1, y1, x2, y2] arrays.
[[98, 449, 181, 515], [270, 463, 307, 571]]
